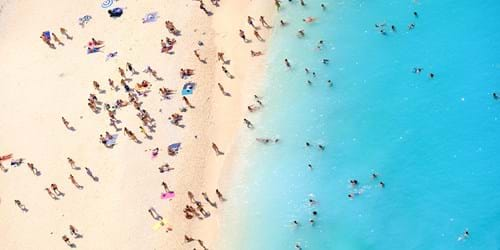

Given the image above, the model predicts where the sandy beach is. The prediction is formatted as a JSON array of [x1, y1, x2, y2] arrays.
[[0, 0, 274, 249]]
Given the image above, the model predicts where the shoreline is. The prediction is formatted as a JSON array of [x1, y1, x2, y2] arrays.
[[177, 0, 276, 247], [0, 0, 276, 249]]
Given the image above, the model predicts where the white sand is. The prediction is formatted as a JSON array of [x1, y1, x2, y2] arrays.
[[0, 0, 274, 249]]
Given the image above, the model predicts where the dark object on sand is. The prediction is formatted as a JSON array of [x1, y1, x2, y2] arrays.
[[108, 7, 123, 17]]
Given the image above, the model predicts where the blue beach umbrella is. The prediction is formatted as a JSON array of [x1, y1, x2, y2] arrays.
[[182, 82, 196, 96], [101, 0, 114, 8]]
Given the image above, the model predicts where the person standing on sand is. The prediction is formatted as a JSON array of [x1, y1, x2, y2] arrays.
[[69, 225, 81, 238], [222, 66, 233, 78], [52, 33, 64, 46], [62, 235, 72, 246], [275, 0, 281, 11], [139, 126, 150, 138], [148, 207, 163, 220], [247, 16, 256, 28], [259, 16, 272, 28], [161, 181, 171, 193], [14, 200, 27, 212], [45, 188, 58, 199], [243, 118, 254, 129], [0, 162, 7, 173], [69, 174, 83, 189], [216, 189, 225, 201], [284, 58, 291, 68], [239, 29, 248, 42], [212, 143, 224, 156], [93, 81, 101, 92], [184, 235, 195, 243], [183, 96, 195, 108], [60, 28, 72, 40], [51, 184, 63, 196], [67, 157, 76, 169], [194, 49, 202, 61], [62, 116, 70, 129], [27, 162, 39, 175], [118, 67, 126, 78], [217, 52, 225, 62], [254, 30, 264, 41]]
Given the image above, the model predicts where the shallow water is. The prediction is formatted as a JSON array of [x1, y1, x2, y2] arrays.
[[220, 0, 500, 249]]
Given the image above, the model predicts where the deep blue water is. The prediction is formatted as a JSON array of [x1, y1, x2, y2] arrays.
[[220, 0, 500, 249]]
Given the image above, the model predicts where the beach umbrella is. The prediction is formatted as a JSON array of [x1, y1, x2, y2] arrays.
[[142, 12, 159, 23], [168, 143, 181, 155], [101, 0, 114, 8], [182, 82, 196, 95]]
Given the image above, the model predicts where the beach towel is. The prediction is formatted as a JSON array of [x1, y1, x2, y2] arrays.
[[182, 82, 196, 95], [106, 51, 118, 61], [161, 192, 175, 200], [87, 47, 102, 54], [78, 15, 92, 27], [152, 219, 168, 231], [101, 0, 114, 8], [142, 12, 159, 23], [106, 134, 118, 147]]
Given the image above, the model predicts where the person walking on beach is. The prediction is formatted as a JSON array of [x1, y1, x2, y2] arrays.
[[254, 30, 264, 41], [239, 29, 248, 42], [161, 181, 171, 193], [62, 235, 73, 246], [51, 184, 64, 196], [148, 207, 163, 220], [217, 52, 226, 63], [69, 174, 83, 189], [45, 188, 58, 200], [247, 16, 256, 29], [274, 0, 281, 11], [61, 116, 71, 129], [52, 33, 64, 46], [27, 162, 40, 175], [69, 225, 81, 238], [0, 162, 7, 173], [284, 58, 291, 68], [194, 49, 204, 62], [243, 118, 254, 129], [217, 82, 230, 96], [212, 143, 224, 156], [60, 28, 72, 40], [118, 67, 126, 78], [221, 66, 233, 78], [251, 50, 263, 57], [126, 62, 139, 75], [259, 16, 272, 28], [85, 167, 98, 181], [67, 157, 77, 169], [202, 192, 217, 207], [14, 200, 28, 212], [183, 96, 195, 108], [216, 189, 226, 201]]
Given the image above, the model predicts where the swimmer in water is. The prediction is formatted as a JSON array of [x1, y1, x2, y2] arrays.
[[297, 29, 305, 38], [493, 92, 499, 99], [303, 17, 316, 23]]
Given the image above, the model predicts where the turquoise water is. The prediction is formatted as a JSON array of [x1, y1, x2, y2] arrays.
[[221, 0, 500, 249]]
